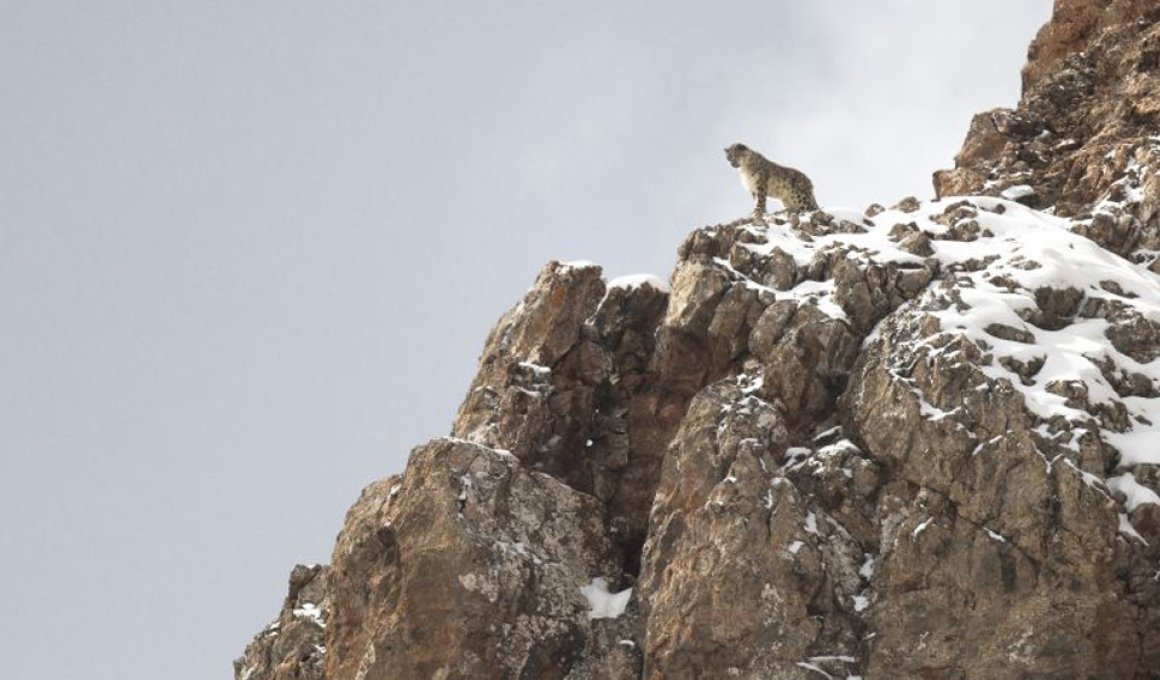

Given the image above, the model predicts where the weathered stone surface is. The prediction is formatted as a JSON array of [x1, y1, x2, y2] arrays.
[[844, 304, 1143, 678], [325, 439, 622, 679], [638, 381, 864, 679], [934, 0, 1160, 259], [450, 260, 674, 568], [234, 564, 328, 680], [451, 259, 608, 467]]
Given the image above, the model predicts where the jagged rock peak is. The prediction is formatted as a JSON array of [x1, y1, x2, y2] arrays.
[[934, 0, 1160, 251], [234, 564, 328, 680]]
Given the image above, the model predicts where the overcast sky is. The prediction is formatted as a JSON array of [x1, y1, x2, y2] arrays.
[[1, 2, 1052, 678]]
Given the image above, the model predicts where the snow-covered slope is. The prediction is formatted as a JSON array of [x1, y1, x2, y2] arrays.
[[719, 196, 1160, 542]]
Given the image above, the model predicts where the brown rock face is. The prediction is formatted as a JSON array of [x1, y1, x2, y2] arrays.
[[846, 304, 1139, 678], [450, 261, 676, 572], [324, 441, 623, 679], [637, 381, 864, 678], [238, 4, 1160, 678]]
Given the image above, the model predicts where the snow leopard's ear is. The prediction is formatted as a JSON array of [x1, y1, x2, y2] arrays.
[[725, 143, 748, 167]]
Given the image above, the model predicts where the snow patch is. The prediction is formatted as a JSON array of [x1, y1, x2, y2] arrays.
[[559, 259, 598, 269], [1119, 513, 1149, 544], [912, 518, 933, 538], [292, 602, 325, 627], [795, 661, 835, 679], [1000, 184, 1035, 200], [580, 577, 632, 620], [517, 361, 551, 377], [608, 273, 670, 293], [1107, 473, 1160, 512]]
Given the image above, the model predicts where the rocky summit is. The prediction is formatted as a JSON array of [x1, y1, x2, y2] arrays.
[[236, 2, 1160, 678]]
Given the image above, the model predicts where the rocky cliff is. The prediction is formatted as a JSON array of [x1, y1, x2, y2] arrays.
[[236, 2, 1160, 678], [934, 0, 1160, 256]]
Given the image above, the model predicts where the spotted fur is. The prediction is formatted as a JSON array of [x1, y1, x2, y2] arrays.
[[725, 143, 818, 214]]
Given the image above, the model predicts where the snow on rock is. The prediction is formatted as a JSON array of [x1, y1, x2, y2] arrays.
[[1000, 184, 1036, 201], [233, 564, 328, 680], [720, 196, 1160, 540], [607, 273, 671, 293], [292, 602, 325, 627], [1118, 513, 1148, 544], [1107, 473, 1160, 512], [912, 517, 933, 539], [559, 259, 600, 269], [804, 511, 819, 535], [580, 577, 632, 620], [516, 361, 551, 377]]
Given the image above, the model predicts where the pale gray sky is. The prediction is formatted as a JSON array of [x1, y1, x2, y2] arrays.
[[1, 2, 1051, 678]]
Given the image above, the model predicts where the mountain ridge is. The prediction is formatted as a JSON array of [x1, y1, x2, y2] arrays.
[[236, 2, 1160, 677]]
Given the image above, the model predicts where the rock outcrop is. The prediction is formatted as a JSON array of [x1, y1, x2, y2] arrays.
[[238, 3, 1160, 678], [235, 564, 329, 680], [323, 442, 625, 679], [933, 0, 1160, 260]]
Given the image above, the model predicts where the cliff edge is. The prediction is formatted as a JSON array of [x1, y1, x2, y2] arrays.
[[236, 2, 1160, 677]]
